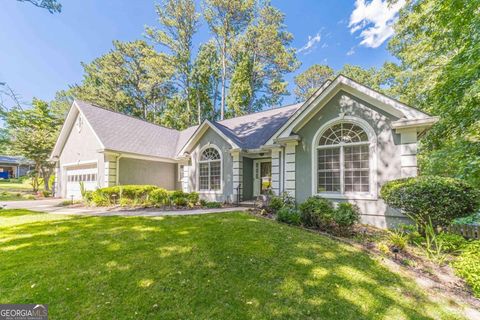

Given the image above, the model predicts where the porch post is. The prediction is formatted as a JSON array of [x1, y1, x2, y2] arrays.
[[179, 158, 190, 193], [399, 129, 418, 177], [284, 141, 298, 199], [104, 154, 117, 187], [270, 146, 282, 195], [231, 149, 243, 203]]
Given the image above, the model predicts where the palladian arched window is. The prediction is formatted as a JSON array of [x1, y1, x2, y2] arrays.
[[316, 122, 370, 193], [198, 146, 222, 191]]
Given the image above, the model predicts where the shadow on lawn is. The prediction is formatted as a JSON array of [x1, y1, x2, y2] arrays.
[[0, 212, 461, 320]]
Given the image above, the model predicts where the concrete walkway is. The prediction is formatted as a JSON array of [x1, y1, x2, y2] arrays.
[[2, 199, 248, 217]]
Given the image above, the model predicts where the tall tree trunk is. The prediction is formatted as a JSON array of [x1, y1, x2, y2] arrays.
[[220, 39, 227, 120]]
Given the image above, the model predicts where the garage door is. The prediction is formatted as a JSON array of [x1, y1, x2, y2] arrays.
[[66, 164, 98, 199]]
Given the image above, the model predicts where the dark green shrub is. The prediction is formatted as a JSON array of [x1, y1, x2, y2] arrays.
[[334, 203, 360, 228], [188, 192, 199, 205], [436, 233, 467, 253], [149, 188, 169, 206], [381, 176, 480, 227], [276, 207, 301, 225], [204, 201, 222, 208], [269, 196, 284, 213], [91, 191, 110, 206], [299, 196, 335, 229], [199, 199, 208, 207], [453, 240, 480, 297]]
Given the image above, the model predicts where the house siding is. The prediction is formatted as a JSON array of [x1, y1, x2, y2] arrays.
[[58, 112, 104, 197], [118, 158, 176, 189], [188, 128, 234, 203], [295, 91, 408, 228]]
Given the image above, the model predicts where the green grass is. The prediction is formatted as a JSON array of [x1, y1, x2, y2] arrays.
[[0, 210, 467, 319], [0, 181, 37, 200]]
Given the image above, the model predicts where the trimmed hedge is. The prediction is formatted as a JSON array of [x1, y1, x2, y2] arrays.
[[87, 185, 217, 209], [381, 176, 480, 227]]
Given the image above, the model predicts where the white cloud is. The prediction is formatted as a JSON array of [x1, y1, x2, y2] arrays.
[[349, 0, 405, 48], [347, 47, 355, 56], [297, 32, 322, 54]]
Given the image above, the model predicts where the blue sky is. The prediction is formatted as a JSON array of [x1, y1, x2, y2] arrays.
[[0, 0, 402, 107]]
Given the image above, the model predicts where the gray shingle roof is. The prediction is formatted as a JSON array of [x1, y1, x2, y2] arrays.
[[0, 155, 32, 165], [76, 101, 180, 159], [75, 100, 302, 159]]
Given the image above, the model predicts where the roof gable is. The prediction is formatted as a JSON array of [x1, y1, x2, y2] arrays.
[[268, 75, 437, 143]]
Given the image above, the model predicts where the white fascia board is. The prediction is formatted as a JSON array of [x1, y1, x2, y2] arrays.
[[50, 102, 80, 161], [176, 120, 239, 156], [392, 117, 439, 132], [103, 149, 178, 163]]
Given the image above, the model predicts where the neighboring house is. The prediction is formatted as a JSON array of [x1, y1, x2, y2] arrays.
[[0, 155, 34, 179], [51, 75, 438, 227]]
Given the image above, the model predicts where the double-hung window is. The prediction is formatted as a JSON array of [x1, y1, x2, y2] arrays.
[[317, 122, 370, 194], [198, 147, 221, 191]]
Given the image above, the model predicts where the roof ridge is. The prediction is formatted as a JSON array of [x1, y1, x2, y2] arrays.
[[217, 102, 304, 124], [75, 100, 181, 133]]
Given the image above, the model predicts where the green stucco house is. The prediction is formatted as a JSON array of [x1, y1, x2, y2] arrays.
[[51, 75, 438, 227]]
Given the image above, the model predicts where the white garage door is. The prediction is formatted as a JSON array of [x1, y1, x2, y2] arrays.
[[66, 164, 98, 199]]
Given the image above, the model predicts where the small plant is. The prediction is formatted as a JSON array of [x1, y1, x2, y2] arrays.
[[204, 201, 222, 208], [422, 218, 447, 263], [40, 190, 51, 198], [268, 196, 284, 213], [149, 188, 169, 206], [436, 232, 467, 253], [199, 199, 207, 207], [119, 198, 133, 207], [276, 207, 301, 225], [453, 240, 480, 297], [388, 229, 408, 251], [377, 242, 390, 255], [188, 192, 199, 206]]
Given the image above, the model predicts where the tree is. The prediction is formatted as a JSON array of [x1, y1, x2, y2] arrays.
[[388, 0, 480, 187], [229, 1, 299, 115], [191, 41, 221, 123], [15, 0, 61, 13], [294, 65, 334, 101], [146, 0, 200, 125], [204, 0, 255, 120], [5, 99, 61, 191], [338, 64, 384, 91], [75, 40, 174, 121]]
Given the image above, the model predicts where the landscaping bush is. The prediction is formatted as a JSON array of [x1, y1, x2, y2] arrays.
[[334, 203, 360, 228], [381, 176, 480, 227], [436, 233, 467, 253], [40, 190, 51, 198], [149, 188, 169, 206], [276, 207, 301, 225], [269, 196, 284, 213], [299, 196, 335, 229], [453, 240, 480, 297], [91, 191, 111, 207], [188, 192, 199, 206]]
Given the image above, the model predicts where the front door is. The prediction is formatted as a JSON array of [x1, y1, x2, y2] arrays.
[[253, 159, 272, 196]]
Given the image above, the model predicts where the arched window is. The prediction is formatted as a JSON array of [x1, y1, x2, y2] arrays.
[[198, 146, 222, 191], [316, 122, 370, 194]]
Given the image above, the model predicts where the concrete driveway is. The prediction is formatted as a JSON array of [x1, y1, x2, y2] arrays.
[[1, 199, 247, 217]]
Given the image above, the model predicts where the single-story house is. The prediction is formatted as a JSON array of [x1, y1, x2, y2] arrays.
[[51, 75, 438, 227], [0, 155, 34, 179]]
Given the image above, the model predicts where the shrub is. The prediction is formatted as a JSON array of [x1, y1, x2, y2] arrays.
[[94, 185, 157, 205], [381, 176, 480, 227], [91, 191, 110, 207], [388, 230, 408, 251], [269, 196, 284, 213], [453, 240, 480, 297], [276, 207, 301, 225], [204, 201, 222, 208], [149, 188, 169, 206], [334, 203, 360, 228], [199, 199, 208, 207], [436, 233, 467, 253], [299, 196, 335, 229], [173, 197, 188, 207], [119, 198, 133, 207], [188, 192, 199, 206], [41, 190, 51, 198]]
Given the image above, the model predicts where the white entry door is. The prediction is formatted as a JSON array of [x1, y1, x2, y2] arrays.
[[253, 159, 272, 197], [66, 164, 98, 199]]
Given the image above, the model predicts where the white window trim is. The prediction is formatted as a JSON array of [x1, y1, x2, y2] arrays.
[[197, 144, 223, 194], [177, 163, 184, 181], [311, 116, 378, 200]]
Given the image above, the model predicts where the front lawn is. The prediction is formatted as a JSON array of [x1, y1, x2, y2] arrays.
[[0, 210, 469, 319]]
